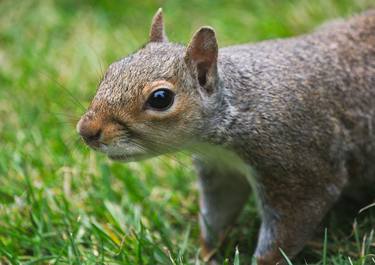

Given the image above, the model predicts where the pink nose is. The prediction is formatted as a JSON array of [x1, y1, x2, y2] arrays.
[[76, 116, 102, 147]]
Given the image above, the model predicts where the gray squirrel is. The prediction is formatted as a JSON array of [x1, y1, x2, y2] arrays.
[[77, 8, 375, 265]]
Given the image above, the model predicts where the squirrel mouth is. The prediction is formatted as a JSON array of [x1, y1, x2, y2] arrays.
[[108, 153, 150, 162]]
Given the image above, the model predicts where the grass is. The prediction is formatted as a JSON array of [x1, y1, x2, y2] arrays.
[[0, 0, 374, 264]]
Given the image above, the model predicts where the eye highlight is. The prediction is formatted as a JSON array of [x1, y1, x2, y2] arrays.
[[146, 88, 175, 111]]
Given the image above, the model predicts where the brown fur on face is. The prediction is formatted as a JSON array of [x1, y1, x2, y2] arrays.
[[77, 9, 218, 160], [77, 40, 206, 160]]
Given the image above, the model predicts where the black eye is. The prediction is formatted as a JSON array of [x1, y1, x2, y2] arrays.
[[146, 88, 175, 111]]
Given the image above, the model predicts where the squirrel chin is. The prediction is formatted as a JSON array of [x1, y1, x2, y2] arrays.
[[108, 153, 151, 162]]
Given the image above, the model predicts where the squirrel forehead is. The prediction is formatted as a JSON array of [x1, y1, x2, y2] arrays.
[[94, 43, 186, 104]]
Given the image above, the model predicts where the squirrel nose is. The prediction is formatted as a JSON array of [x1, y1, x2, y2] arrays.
[[77, 117, 102, 147]]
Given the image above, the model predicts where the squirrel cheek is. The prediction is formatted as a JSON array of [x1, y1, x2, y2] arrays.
[[99, 123, 125, 145]]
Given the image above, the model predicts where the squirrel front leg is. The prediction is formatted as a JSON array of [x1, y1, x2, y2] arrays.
[[194, 157, 251, 263], [254, 171, 346, 265]]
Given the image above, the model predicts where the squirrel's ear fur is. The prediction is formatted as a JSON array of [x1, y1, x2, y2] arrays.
[[185, 27, 218, 94], [149, 8, 168, 43]]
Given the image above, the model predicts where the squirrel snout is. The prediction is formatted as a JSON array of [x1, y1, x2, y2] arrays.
[[77, 116, 102, 148]]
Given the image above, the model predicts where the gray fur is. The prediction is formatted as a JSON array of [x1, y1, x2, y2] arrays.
[[78, 10, 375, 265]]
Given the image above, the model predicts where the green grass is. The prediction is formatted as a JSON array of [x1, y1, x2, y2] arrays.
[[0, 0, 374, 264]]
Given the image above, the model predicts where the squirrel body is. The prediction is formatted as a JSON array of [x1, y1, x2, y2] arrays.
[[77, 10, 375, 264]]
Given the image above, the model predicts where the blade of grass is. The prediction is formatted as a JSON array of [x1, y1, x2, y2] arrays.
[[323, 228, 328, 265], [279, 248, 294, 265], [234, 246, 240, 265]]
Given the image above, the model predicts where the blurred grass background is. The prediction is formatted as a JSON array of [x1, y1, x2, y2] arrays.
[[0, 0, 374, 264]]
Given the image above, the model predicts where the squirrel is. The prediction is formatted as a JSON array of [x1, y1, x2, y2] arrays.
[[77, 8, 375, 265]]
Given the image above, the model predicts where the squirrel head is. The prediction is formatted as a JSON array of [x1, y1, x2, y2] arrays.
[[77, 8, 220, 161]]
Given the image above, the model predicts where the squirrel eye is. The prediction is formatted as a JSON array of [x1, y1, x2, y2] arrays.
[[146, 88, 175, 111]]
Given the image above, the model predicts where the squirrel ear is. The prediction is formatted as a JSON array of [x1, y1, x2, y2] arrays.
[[185, 26, 218, 94], [149, 8, 168, 43]]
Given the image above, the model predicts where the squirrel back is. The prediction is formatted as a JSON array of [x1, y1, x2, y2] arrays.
[[208, 10, 375, 181]]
